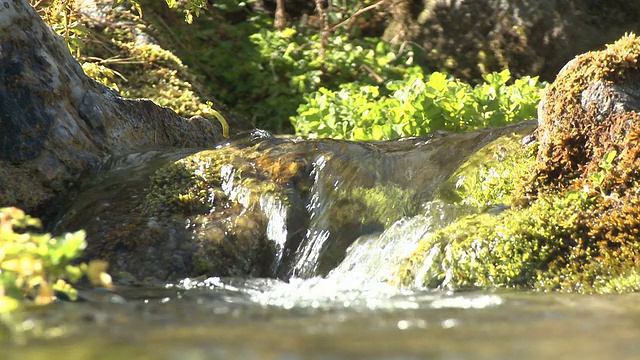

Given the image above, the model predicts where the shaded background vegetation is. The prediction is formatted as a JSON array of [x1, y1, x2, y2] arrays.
[[33, 0, 640, 137]]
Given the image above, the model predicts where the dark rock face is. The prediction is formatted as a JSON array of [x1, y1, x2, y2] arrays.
[[386, 0, 640, 83], [0, 0, 225, 219]]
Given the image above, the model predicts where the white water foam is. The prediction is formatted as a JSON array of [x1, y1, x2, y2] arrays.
[[259, 193, 289, 272]]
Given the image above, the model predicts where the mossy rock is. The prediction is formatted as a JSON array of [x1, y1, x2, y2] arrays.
[[535, 33, 640, 191], [397, 34, 640, 293], [132, 141, 313, 279], [80, 1, 248, 133], [136, 138, 413, 276], [397, 191, 640, 293]]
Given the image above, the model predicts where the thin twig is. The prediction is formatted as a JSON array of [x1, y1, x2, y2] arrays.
[[82, 56, 142, 65], [314, 0, 328, 67], [152, 11, 222, 86], [329, 0, 388, 32], [31, 0, 46, 9], [359, 64, 384, 83]]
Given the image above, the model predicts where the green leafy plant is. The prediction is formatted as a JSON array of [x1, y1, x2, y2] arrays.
[[0, 207, 111, 313], [565, 150, 618, 202], [151, 0, 417, 132], [164, 0, 207, 23], [31, 0, 89, 57], [589, 150, 617, 188], [190, 19, 420, 132], [292, 69, 547, 139]]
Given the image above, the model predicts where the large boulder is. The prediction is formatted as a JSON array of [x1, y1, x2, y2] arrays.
[[385, 0, 640, 83], [0, 0, 226, 219]]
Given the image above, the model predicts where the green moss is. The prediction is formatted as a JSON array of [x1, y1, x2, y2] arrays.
[[436, 132, 536, 207], [139, 142, 310, 219], [328, 183, 414, 230], [396, 194, 590, 291], [397, 141, 640, 293], [138, 161, 217, 217], [78, 5, 226, 121]]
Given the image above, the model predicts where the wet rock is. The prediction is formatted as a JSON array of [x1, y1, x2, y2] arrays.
[[0, 0, 226, 219], [57, 122, 535, 282]]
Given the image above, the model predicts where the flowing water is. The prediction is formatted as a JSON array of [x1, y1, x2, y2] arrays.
[[5, 125, 640, 358]]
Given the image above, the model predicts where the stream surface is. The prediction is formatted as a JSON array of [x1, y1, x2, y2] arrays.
[[4, 280, 640, 359]]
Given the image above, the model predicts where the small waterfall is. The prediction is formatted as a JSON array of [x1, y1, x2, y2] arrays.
[[326, 201, 474, 288], [289, 155, 333, 277], [286, 150, 402, 278], [59, 121, 534, 285], [220, 163, 252, 209], [326, 216, 429, 287]]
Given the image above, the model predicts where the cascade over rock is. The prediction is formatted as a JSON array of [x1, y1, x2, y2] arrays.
[[57, 122, 535, 282], [0, 0, 226, 219]]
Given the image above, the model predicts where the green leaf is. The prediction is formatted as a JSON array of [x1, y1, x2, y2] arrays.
[[427, 72, 448, 92], [352, 127, 368, 140], [602, 150, 618, 166]]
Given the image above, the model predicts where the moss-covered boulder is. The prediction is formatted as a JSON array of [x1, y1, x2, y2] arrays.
[[61, 140, 310, 282], [397, 34, 640, 293], [534, 34, 640, 191]]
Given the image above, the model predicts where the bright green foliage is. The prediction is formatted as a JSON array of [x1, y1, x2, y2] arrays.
[[146, 0, 420, 132], [191, 17, 419, 132], [0, 208, 111, 313], [249, 29, 420, 95], [164, 0, 207, 23], [30, 0, 89, 57], [293, 70, 547, 140]]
